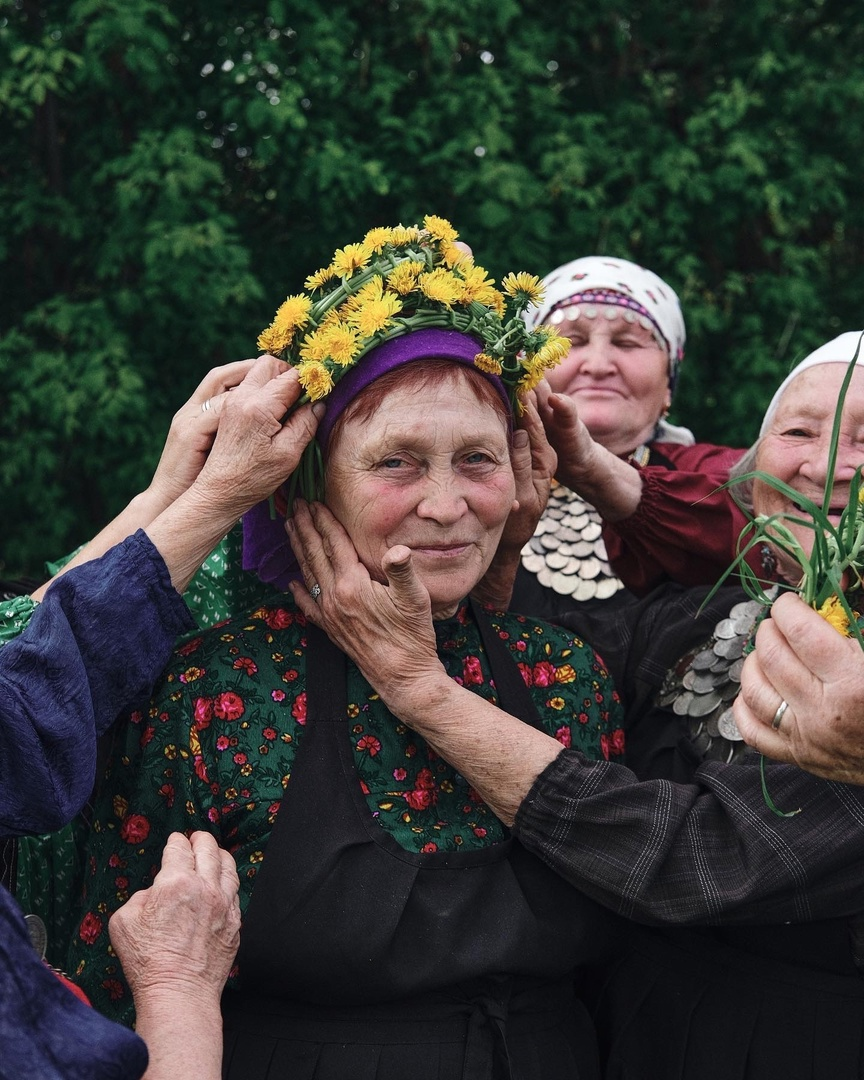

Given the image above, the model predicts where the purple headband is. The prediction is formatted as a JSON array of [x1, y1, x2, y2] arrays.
[[315, 328, 507, 447], [242, 328, 508, 590]]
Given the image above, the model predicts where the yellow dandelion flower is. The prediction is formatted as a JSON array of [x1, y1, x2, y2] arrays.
[[388, 225, 421, 247], [297, 360, 334, 401], [441, 240, 472, 269], [342, 276, 384, 314], [816, 594, 852, 636], [530, 333, 570, 369], [318, 323, 361, 366], [423, 214, 459, 243], [298, 328, 330, 363], [457, 264, 497, 304], [501, 271, 546, 305], [474, 353, 503, 376], [363, 226, 393, 253], [418, 267, 464, 308], [517, 360, 546, 396], [346, 293, 403, 337], [386, 260, 424, 295], [304, 265, 337, 291], [273, 293, 312, 333], [331, 242, 373, 277], [257, 323, 294, 355]]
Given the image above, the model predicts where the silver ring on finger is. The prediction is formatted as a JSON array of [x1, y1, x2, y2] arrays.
[[310, 583, 322, 602], [771, 699, 789, 731], [200, 398, 214, 413]]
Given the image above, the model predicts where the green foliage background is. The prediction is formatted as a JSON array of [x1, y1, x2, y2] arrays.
[[2, 0, 863, 576]]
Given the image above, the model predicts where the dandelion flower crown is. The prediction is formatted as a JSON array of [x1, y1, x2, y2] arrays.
[[257, 215, 569, 415]]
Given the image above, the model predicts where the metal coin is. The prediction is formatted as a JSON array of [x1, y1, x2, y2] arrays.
[[718, 708, 744, 741], [25, 914, 48, 960], [690, 648, 718, 672], [594, 577, 624, 600], [574, 578, 598, 601], [521, 554, 545, 574], [687, 690, 722, 716], [550, 571, 576, 596], [545, 550, 569, 570], [682, 670, 717, 693], [579, 557, 602, 580], [713, 636, 744, 660], [728, 658, 745, 682], [582, 521, 602, 542], [713, 618, 738, 640], [673, 691, 695, 715]]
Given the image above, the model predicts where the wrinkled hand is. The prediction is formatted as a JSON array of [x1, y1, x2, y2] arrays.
[[147, 358, 263, 509], [498, 393, 557, 552], [286, 500, 443, 701], [109, 832, 240, 1006], [191, 356, 322, 518], [534, 380, 599, 491], [733, 592, 864, 784]]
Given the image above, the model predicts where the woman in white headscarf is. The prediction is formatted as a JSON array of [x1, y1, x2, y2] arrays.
[[484, 256, 753, 619]]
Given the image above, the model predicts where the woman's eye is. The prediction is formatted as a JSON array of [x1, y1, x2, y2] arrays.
[[380, 457, 407, 469], [782, 428, 812, 438]]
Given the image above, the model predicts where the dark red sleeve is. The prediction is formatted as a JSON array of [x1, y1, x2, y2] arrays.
[[602, 442, 758, 595]]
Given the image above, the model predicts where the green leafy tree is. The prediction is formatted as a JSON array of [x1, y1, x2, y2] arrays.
[[2, 0, 863, 576]]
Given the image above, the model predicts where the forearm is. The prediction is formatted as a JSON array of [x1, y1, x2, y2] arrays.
[[514, 749, 864, 925], [378, 671, 563, 825], [559, 441, 644, 523], [144, 487, 242, 595], [135, 993, 224, 1080], [0, 534, 194, 834], [31, 487, 173, 601]]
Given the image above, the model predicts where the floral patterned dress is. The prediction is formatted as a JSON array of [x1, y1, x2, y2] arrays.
[[64, 596, 623, 1031]]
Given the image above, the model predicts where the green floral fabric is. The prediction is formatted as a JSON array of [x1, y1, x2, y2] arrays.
[[63, 597, 623, 1025]]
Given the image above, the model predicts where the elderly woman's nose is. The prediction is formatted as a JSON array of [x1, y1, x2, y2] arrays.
[[415, 478, 468, 522], [801, 439, 860, 486], [576, 337, 614, 375]]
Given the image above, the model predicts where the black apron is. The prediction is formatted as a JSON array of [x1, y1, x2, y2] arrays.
[[222, 602, 620, 1079]]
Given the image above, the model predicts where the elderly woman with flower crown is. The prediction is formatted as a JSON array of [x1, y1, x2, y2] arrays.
[[58, 223, 864, 1080], [58, 219, 626, 1080]]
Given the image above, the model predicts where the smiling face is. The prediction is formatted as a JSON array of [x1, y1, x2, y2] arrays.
[[324, 367, 516, 618], [754, 363, 864, 581], [545, 308, 671, 456]]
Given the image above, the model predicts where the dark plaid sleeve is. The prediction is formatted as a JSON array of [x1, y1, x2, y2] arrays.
[[514, 748, 864, 926]]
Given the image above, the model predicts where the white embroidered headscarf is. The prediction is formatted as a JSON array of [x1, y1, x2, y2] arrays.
[[759, 332, 864, 436], [526, 256, 686, 382]]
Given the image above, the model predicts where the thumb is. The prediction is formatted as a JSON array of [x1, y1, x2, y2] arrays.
[[510, 429, 533, 489], [382, 546, 430, 612]]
